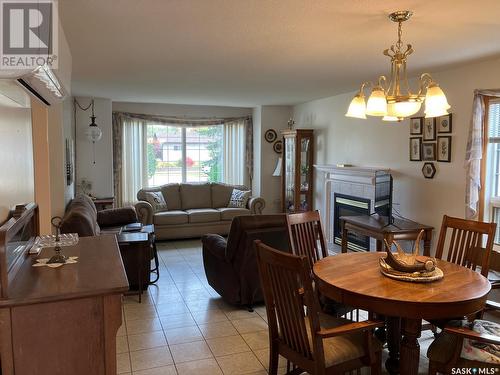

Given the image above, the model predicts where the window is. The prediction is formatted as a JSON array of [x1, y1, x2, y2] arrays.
[[146, 124, 224, 186], [485, 99, 500, 243]]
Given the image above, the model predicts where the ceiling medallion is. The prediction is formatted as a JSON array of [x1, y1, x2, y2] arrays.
[[346, 10, 451, 122]]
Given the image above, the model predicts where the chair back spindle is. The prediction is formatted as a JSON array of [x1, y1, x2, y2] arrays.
[[435, 215, 496, 277], [254, 240, 321, 362], [286, 211, 328, 268]]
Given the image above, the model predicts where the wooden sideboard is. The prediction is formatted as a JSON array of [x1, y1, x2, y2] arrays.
[[0, 234, 128, 375]]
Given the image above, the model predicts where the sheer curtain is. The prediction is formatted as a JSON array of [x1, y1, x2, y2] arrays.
[[121, 118, 147, 206], [465, 89, 500, 218], [223, 120, 246, 185], [112, 112, 253, 206]]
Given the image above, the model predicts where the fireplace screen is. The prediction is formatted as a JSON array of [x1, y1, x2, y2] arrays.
[[333, 193, 370, 251]]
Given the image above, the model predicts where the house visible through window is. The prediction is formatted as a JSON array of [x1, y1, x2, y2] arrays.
[[485, 99, 500, 243], [146, 124, 224, 186]]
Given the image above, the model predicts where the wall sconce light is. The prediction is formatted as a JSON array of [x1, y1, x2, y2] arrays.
[[75, 98, 102, 164]]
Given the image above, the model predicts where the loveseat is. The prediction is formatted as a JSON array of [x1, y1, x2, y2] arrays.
[[60, 194, 138, 236], [135, 182, 265, 240]]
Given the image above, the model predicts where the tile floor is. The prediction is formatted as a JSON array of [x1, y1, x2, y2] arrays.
[[117, 239, 435, 375]]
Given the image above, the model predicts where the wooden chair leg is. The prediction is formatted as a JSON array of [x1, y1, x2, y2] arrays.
[[371, 351, 382, 375], [269, 343, 279, 375], [428, 360, 438, 375], [431, 324, 438, 337]]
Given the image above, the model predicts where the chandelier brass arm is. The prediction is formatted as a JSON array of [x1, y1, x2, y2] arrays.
[[345, 10, 451, 122]]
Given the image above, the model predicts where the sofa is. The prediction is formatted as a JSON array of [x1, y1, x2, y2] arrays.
[[201, 214, 290, 307], [135, 182, 265, 240], [61, 194, 138, 236], [60, 195, 151, 289]]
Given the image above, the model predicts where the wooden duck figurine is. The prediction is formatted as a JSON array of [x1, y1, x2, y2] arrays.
[[383, 230, 436, 273]]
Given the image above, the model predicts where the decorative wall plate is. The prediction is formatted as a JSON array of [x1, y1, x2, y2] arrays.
[[264, 129, 277, 143], [273, 140, 283, 154], [422, 162, 436, 179]]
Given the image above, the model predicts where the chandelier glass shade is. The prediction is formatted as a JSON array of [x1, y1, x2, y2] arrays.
[[75, 98, 102, 165], [345, 93, 367, 119], [85, 116, 102, 142], [345, 10, 451, 121]]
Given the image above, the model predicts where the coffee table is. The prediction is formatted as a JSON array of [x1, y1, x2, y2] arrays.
[[313, 252, 491, 375]]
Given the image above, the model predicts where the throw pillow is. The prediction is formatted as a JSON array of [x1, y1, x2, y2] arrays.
[[228, 189, 251, 208], [144, 191, 168, 212]]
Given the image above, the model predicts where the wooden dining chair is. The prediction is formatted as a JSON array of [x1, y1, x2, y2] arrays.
[[254, 240, 384, 375], [425, 215, 497, 335], [435, 215, 496, 277], [286, 211, 358, 319], [286, 210, 328, 266], [427, 299, 500, 374]]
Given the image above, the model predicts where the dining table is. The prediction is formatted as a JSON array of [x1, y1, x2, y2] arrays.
[[313, 252, 491, 375]]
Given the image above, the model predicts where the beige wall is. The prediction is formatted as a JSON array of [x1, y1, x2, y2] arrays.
[[48, 102, 66, 219], [75, 97, 113, 198], [0, 104, 34, 223], [292, 57, 500, 254], [31, 99, 52, 233], [259, 106, 292, 213], [252, 107, 262, 196]]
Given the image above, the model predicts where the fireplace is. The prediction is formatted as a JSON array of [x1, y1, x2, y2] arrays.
[[333, 193, 370, 251], [315, 165, 390, 252]]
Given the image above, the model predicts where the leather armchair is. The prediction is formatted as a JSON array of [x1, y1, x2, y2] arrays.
[[202, 214, 290, 307]]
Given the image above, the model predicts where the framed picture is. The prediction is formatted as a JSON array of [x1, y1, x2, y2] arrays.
[[437, 136, 452, 162], [422, 162, 436, 179], [409, 137, 422, 161], [437, 114, 452, 133], [264, 129, 277, 143], [422, 142, 436, 161], [410, 117, 423, 135], [423, 117, 436, 141]]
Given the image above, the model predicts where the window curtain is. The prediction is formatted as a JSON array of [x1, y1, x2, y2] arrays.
[[112, 112, 253, 206], [112, 112, 147, 207], [223, 120, 246, 185], [465, 89, 500, 219]]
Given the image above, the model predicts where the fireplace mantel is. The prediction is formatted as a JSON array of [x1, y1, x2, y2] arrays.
[[314, 165, 390, 185]]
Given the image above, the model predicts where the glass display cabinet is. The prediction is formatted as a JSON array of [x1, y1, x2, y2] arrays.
[[281, 129, 314, 213]]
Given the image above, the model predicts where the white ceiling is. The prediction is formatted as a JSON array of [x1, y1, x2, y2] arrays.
[[60, 0, 500, 107]]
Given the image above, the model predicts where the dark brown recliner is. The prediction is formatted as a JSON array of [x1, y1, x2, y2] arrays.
[[202, 215, 290, 307]]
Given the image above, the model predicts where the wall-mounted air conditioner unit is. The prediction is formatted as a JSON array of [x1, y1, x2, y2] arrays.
[[0, 64, 66, 106]]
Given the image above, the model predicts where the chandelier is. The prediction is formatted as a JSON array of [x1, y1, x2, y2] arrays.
[[345, 11, 451, 121]]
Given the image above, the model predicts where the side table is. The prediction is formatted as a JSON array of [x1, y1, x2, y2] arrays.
[[139, 224, 160, 284], [92, 197, 115, 211], [117, 231, 151, 303], [340, 215, 433, 256]]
